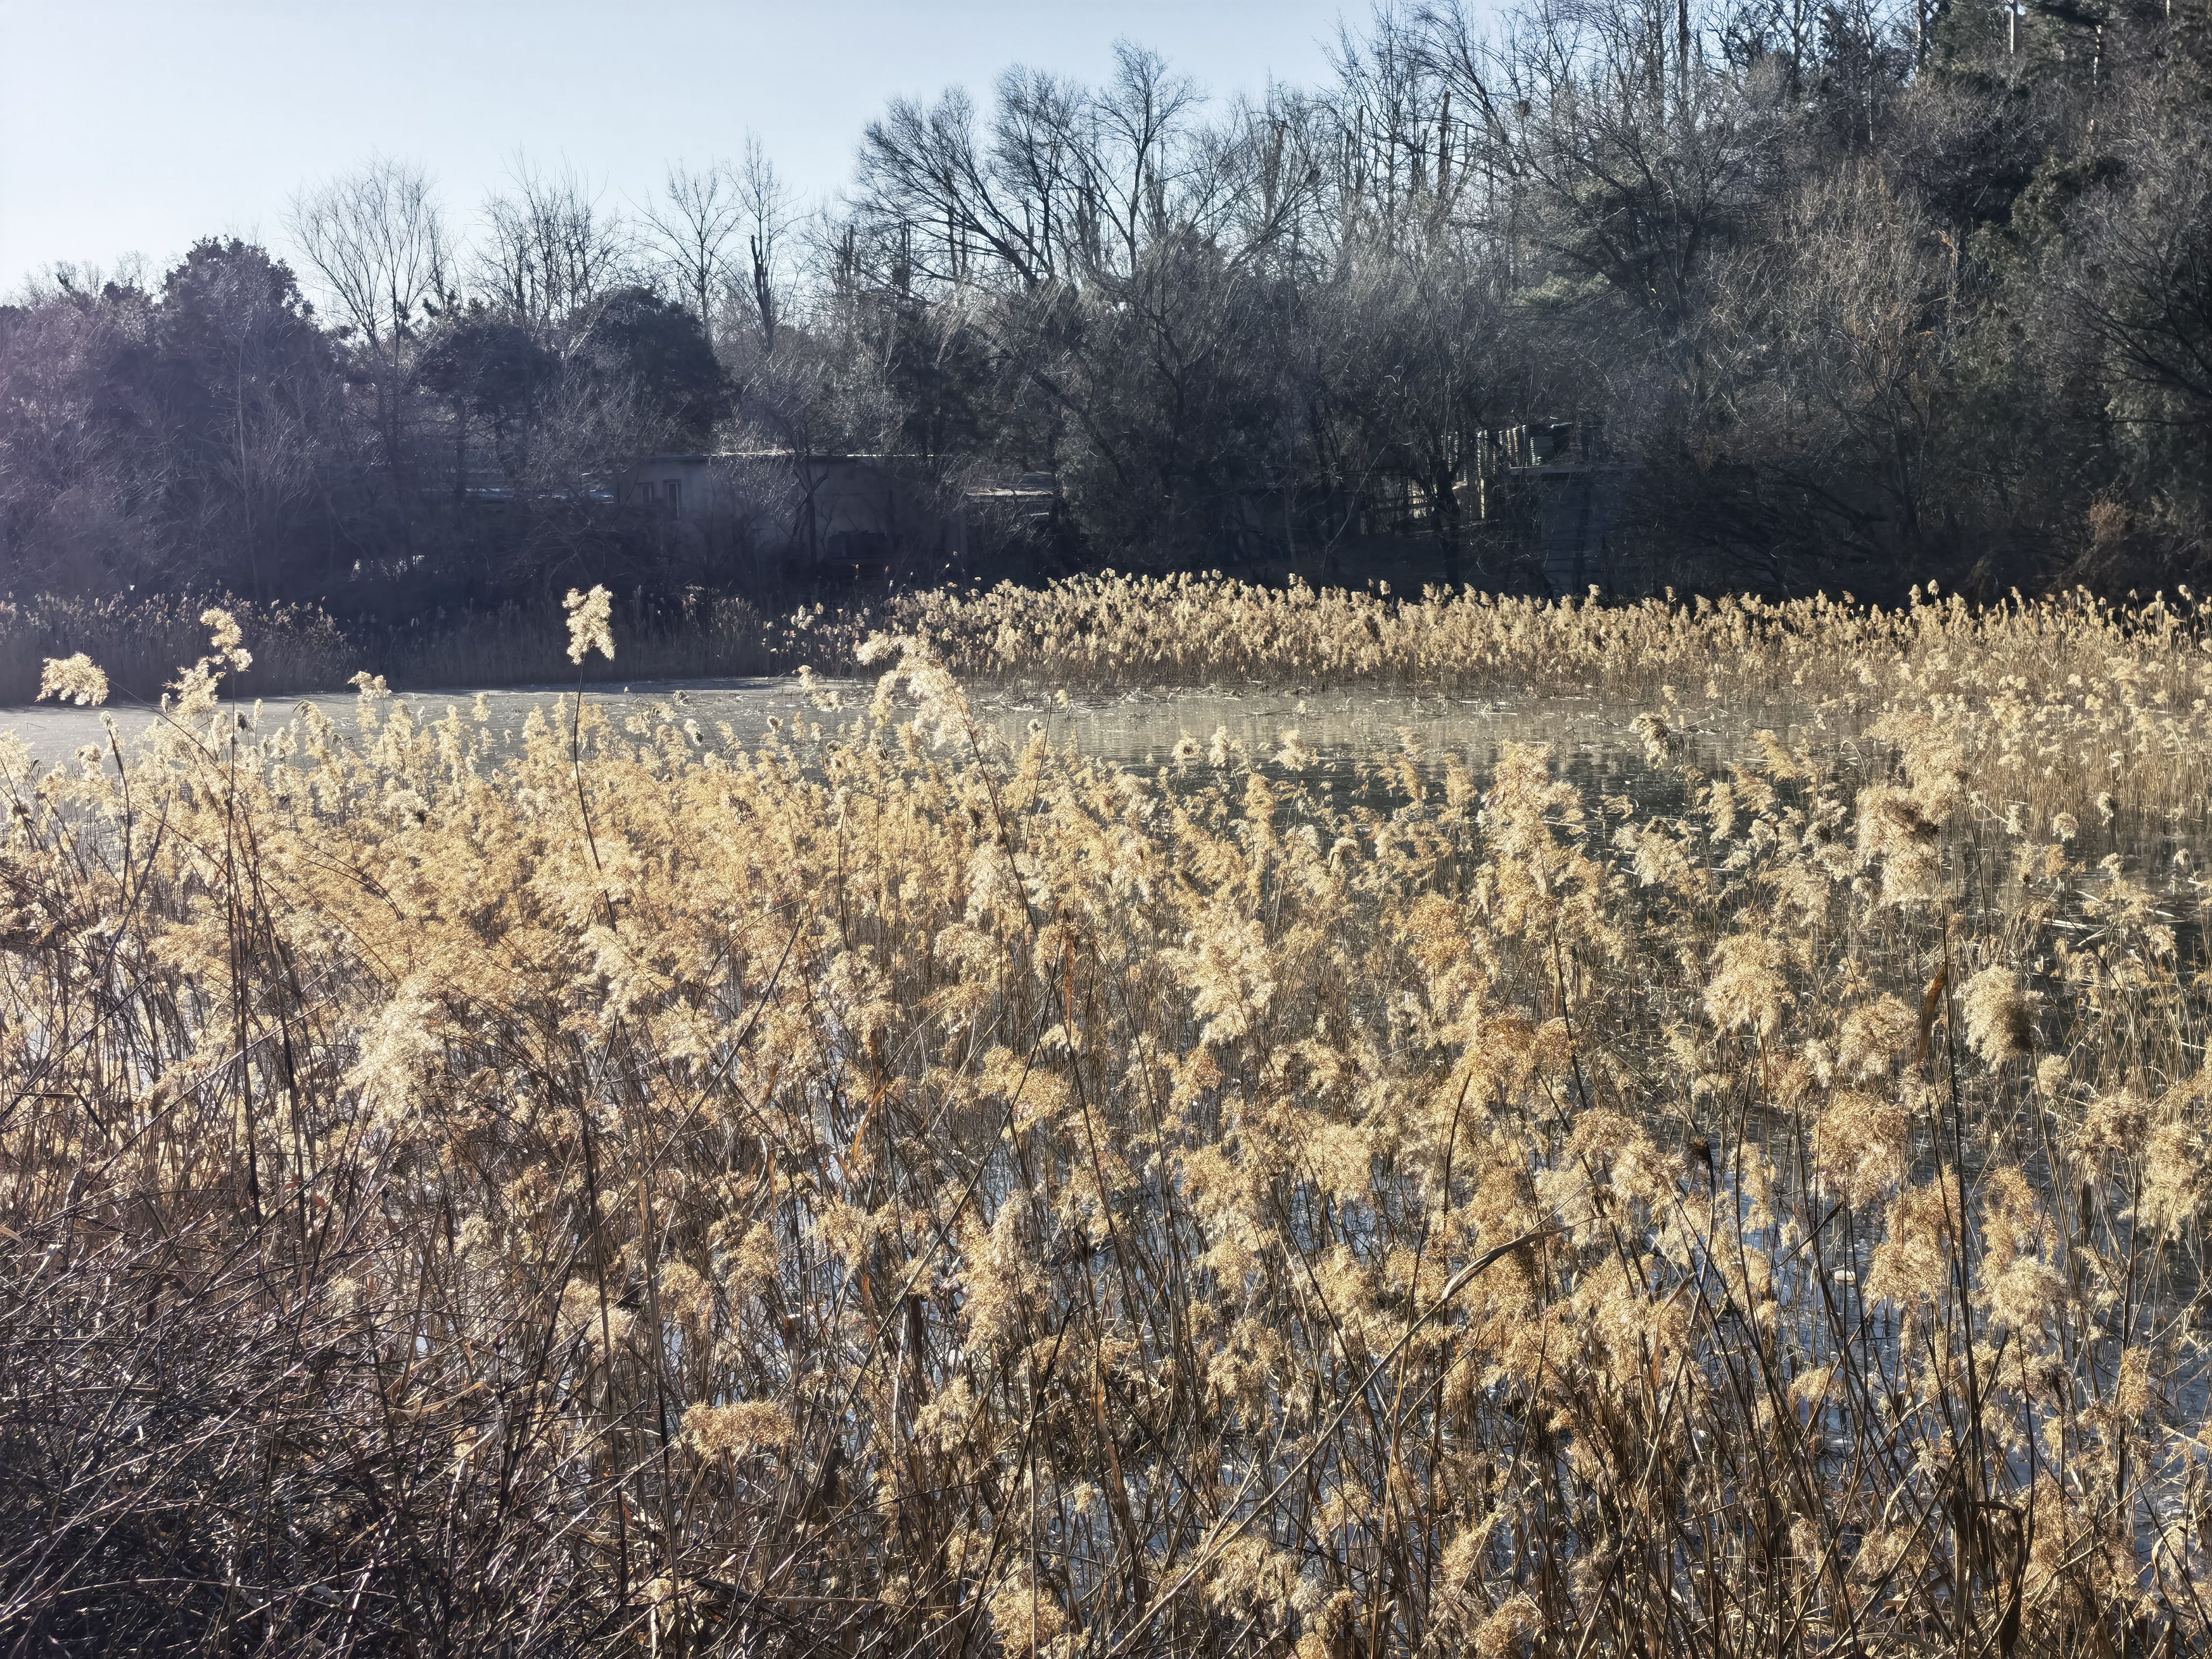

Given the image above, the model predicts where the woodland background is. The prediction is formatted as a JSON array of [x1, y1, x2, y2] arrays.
[[4, 0, 2209, 630]]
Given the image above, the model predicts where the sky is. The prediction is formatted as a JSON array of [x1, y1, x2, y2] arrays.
[[0, 0, 1357, 293]]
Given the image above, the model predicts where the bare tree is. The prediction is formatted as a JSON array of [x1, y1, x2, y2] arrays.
[[1089, 42, 1205, 275], [989, 67, 1092, 280], [639, 159, 744, 347], [738, 136, 797, 353], [1415, 0, 1772, 389], [289, 158, 449, 352], [1309, 239, 1521, 584], [476, 159, 633, 332], [288, 157, 449, 488], [1716, 162, 1957, 561], [2065, 122, 2212, 428], [859, 85, 1057, 288], [1330, 10, 1458, 252]]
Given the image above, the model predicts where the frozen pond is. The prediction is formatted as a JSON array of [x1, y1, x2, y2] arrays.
[[0, 674, 1756, 786]]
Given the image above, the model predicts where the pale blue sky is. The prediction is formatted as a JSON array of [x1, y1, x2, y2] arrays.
[[0, 0, 1359, 291]]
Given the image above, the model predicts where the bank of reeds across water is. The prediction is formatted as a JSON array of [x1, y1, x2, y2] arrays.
[[0, 588, 775, 706], [875, 570, 2212, 707], [15, 571, 2210, 718], [0, 592, 362, 704], [5, 586, 2212, 1655]]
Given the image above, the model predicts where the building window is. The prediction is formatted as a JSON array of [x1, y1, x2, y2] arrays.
[[664, 479, 683, 512]]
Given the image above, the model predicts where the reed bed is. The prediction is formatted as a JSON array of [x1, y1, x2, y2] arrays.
[[0, 591, 360, 704], [874, 570, 2212, 712], [2, 592, 2209, 1656], [1, 589, 778, 707], [387, 589, 776, 690]]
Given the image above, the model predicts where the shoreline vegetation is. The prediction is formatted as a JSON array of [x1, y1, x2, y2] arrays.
[[4, 587, 2212, 1653], [12, 0, 2212, 632], [0, 587, 779, 707], [7, 570, 2209, 710]]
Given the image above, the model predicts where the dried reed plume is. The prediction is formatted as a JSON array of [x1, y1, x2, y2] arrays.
[[2, 590, 2209, 1657]]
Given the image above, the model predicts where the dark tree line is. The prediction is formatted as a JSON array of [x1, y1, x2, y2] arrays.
[[4, 0, 2209, 618]]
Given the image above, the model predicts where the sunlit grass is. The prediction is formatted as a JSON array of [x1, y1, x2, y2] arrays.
[[2, 586, 2209, 1654]]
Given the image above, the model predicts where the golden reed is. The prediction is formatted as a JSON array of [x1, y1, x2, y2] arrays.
[[1, 582, 2208, 1655]]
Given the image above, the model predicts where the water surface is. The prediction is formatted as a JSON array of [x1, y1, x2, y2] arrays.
[[1, 675, 1774, 786]]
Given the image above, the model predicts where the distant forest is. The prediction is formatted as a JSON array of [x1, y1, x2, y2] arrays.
[[4, 0, 2209, 624]]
